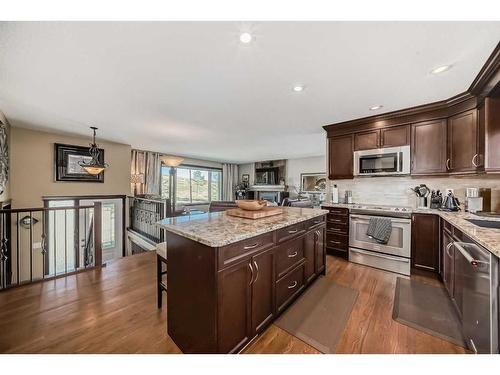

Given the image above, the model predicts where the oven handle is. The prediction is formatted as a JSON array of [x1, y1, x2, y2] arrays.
[[453, 242, 489, 268], [350, 248, 410, 263], [349, 214, 411, 225]]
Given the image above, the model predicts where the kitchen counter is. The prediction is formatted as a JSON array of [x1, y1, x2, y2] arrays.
[[157, 206, 328, 247], [322, 203, 500, 258]]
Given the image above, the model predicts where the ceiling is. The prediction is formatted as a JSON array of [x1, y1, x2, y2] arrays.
[[0, 22, 499, 163]]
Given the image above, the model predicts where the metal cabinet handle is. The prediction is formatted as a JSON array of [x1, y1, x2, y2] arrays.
[[243, 243, 259, 250], [288, 251, 298, 258], [288, 229, 298, 234], [446, 158, 451, 170], [469, 338, 478, 354], [446, 242, 454, 258], [313, 219, 323, 224], [329, 240, 341, 245], [329, 219, 342, 223], [248, 263, 254, 286], [287, 281, 298, 289], [252, 260, 259, 283], [454, 242, 489, 268], [472, 154, 479, 167]]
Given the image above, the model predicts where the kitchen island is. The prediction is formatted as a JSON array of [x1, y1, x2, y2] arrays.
[[157, 207, 328, 353]]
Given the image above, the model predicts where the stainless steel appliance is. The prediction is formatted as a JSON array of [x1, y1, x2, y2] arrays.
[[452, 241, 498, 353], [441, 191, 461, 211], [353, 145, 410, 177], [348, 204, 412, 275]]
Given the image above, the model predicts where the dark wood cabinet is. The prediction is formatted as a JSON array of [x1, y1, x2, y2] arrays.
[[411, 213, 440, 273], [448, 109, 479, 173], [328, 135, 353, 179], [482, 96, 500, 173], [380, 125, 410, 148], [304, 230, 316, 284], [217, 259, 252, 353], [411, 119, 448, 175], [354, 130, 379, 150], [315, 226, 326, 274], [250, 248, 275, 335], [322, 206, 349, 259]]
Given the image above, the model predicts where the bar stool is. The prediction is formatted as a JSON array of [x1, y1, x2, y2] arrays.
[[156, 242, 167, 308]]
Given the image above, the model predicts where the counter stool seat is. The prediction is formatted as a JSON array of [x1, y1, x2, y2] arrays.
[[156, 242, 167, 308]]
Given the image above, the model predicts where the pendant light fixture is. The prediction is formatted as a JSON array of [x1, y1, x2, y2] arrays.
[[79, 126, 108, 175]]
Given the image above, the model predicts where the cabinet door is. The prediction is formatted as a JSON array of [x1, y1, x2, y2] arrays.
[[217, 259, 252, 353], [411, 119, 448, 175], [411, 214, 440, 272], [354, 130, 380, 151], [448, 110, 479, 173], [303, 231, 316, 284], [442, 229, 454, 298], [328, 135, 354, 179], [251, 248, 275, 335], [315, 227, 326, 274], [380, 125, 409, 148]]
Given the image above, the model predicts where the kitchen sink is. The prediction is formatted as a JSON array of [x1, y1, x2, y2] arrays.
[[466, 219, 500, 229]]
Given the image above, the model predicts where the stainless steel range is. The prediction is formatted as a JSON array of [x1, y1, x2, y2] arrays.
[[348, 204, 412, 275]]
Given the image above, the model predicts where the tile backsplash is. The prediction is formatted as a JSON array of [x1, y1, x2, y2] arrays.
[[328, 175, 500, 211]]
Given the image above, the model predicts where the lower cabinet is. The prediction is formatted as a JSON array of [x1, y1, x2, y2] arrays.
[[217, 219, 326, 353], [304, 226, 326, 284], [411, 213, 440, 273]]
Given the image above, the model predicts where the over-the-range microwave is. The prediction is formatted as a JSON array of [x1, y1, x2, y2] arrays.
[[353, 145, 410, 176]]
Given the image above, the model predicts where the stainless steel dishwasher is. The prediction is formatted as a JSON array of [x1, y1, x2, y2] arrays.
[[453, 241, 499, 354]]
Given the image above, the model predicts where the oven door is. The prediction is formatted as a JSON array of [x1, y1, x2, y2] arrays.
[[349, 214, 411, 257]]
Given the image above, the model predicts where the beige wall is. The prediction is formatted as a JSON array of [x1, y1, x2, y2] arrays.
[[11, 127, 132, 208], [0, 111, 10, 203]]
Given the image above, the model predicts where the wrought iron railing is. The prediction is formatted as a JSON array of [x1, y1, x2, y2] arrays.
[[0, 203, 102, 290], [128, 196, 170, 244]]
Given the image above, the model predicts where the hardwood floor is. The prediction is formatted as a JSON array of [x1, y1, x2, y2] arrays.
[[0, 252, 467, 354]]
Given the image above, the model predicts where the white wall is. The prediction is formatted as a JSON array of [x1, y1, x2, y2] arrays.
[[286, 156, 326, 198], [238, 163, 255, 185]]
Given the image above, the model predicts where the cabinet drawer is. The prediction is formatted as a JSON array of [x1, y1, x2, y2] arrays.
[[218, 232, 275, 269], [276, 222, 305, 244], [276, 263, 305, 313], [442, 219, 452, 234], [323, 207, 348, 216], [306, 215, 325, 230], [276, 237, 305, 279], [326, 224, 348, 236], [327, 214, 349, 226], [326, 232, 348, 250]]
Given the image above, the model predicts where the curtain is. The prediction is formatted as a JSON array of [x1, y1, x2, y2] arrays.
[[222, 163, 239, 201], [131, 150, 161, 197]]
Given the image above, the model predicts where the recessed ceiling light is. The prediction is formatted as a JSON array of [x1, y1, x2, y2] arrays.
[[369, 105, 383, 111], [431, 65, 452, 74], [293, 85, 305, 92], [239, 32, 253, 44]]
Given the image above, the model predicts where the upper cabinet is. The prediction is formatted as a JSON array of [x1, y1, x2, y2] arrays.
[[353, 125, 409, 151], [354, 130, 379, 150], [328, 134, 353, 180], [411, 119, 448, 175], [381, 125, 410, 148], [448, 109, 480, 173], [482, 95, 500, 173]]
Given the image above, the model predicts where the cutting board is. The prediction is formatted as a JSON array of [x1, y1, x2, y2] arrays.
[[226, 207, 283, 220]]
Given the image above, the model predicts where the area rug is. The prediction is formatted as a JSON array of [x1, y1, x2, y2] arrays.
[[274, 276, 358, 353], [392, 277, 465, 347]]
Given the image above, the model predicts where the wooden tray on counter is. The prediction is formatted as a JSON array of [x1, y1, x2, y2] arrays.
[[226, 207, 283, 220]]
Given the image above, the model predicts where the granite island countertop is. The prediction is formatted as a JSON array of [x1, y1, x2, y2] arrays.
[[321, 202, 500, 258], [157, 207, 329, 248]]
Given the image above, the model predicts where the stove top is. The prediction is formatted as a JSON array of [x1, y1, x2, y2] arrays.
[[349, 204, 412, 218]]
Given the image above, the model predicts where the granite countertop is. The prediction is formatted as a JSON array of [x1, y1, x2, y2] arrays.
[[157, 207, 329, 248], [321, 203, 500, 258]]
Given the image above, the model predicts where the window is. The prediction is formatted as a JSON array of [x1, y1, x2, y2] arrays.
[[161, 166, 222, 204], [101, 203, 116, 250]]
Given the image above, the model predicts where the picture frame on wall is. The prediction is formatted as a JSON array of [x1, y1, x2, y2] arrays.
[[242, 174, 250, 183], [54, 143, 105, 182]]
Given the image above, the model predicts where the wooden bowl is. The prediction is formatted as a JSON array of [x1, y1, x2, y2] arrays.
[[236, 200, 268, 211]]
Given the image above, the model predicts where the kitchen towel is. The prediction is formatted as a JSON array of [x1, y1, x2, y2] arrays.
[[366, 217, 392, 244]]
